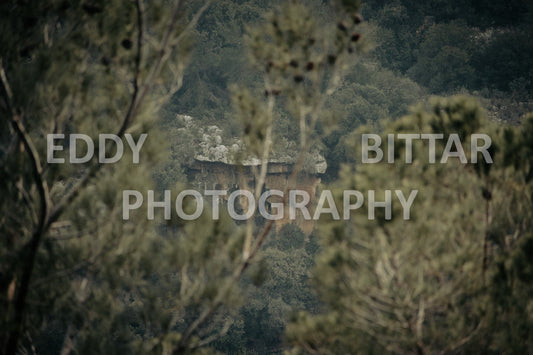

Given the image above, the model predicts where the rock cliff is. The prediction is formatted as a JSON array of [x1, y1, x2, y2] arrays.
[[177, 115, 326, 234]]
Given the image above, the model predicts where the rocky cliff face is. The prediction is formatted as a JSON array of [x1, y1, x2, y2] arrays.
[[188, 161, 321, 235], [178, 115, 325, 235]]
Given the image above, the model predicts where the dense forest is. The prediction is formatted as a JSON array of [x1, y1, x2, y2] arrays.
[[1, 0, 532, 354]]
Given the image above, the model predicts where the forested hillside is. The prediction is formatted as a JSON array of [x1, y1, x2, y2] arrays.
[[165, 0, 532, 182], [1, 0, 532, 354]]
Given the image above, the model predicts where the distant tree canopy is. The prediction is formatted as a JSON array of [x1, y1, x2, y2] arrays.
[[367, 0, 533, 94]]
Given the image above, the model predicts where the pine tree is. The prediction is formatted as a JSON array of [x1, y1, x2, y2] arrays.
[[285, 97, 533, 354], [0, 1, 216, 352], [0, 0, 367, 353]]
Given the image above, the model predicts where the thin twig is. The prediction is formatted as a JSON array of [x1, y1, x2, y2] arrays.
[[15, 180, 38, 227]]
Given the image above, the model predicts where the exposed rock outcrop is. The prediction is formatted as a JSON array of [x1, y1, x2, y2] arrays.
[[177, 115, 326, 234]]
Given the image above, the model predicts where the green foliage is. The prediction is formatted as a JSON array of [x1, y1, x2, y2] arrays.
[[214, 225, 318, 354], [286, 97, 533, 354], [2, 0, 532, 353], [470, 29, 533, 94], [370, 0, 418, 73], [367, 0, 532, 98], [274, 224, 306, 252], [407, 22, 476, 93], [0, 1, 250, 353], [164, 0, 267, 126]]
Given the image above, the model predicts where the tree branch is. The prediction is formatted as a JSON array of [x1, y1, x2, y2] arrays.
[[46, 0, 145, 228], [1, 59, 51, 355]]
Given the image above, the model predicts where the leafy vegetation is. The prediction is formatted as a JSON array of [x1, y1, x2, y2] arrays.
[[1, 0, 531, 354]]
